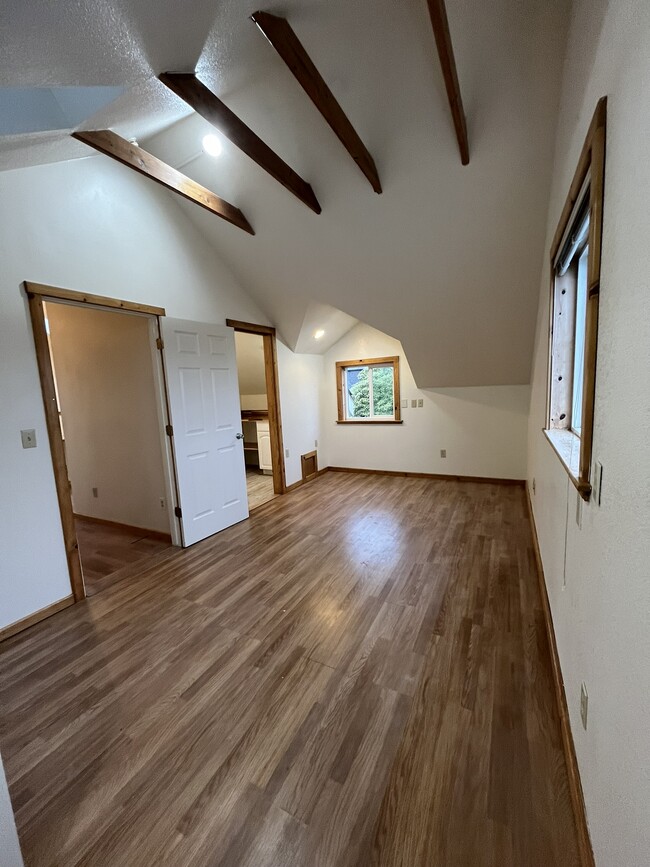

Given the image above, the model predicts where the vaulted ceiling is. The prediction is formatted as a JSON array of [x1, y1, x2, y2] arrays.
[[0, 0, 569, 385]]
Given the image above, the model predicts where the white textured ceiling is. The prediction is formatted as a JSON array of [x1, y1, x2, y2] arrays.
[[0, 0, 569, 386]]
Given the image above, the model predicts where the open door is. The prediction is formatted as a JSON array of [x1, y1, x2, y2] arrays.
[[162, 319, 249, 546]]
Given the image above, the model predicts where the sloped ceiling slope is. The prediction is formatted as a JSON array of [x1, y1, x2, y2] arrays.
[[0, 0, 568, 386]]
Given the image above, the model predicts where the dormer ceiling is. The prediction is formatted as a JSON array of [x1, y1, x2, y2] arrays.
[[0, 0, 570, 385]]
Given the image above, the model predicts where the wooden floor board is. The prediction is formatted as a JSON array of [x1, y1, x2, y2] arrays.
[[0, 473, 580, 866]]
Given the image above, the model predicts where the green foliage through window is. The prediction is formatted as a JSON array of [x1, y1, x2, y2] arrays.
[[346, 365, 394, 418]]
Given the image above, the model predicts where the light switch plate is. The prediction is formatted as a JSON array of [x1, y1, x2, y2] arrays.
[[593, 460, 603, 505], [417, 398, 423, 407], [580, 682, 588, 730], [401, 399, 408, 409], [21, 429, 37, 449], [411, 399, 417, 408]]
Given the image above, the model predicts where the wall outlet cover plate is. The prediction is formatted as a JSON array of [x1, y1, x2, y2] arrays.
[[20, 429, 37, 449]]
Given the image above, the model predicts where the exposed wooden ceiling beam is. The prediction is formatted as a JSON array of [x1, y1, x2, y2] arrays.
[[251, 11, 382, 194], [426, 0, 469, 165], [159, 72, 321, 214], [71, 129, 254, 234]]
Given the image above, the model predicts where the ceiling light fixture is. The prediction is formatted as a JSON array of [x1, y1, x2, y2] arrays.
[[202, 133, 223, 158], [314, 329, 325, 340]]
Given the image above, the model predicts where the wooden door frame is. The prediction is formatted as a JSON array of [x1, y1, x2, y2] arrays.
[[23, 281, 175, 604], [226, 319, 287, 495]]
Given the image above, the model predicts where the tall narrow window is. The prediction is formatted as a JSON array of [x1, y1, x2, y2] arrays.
[[545, 98, 606, 500], [571, 245, 589, 436]]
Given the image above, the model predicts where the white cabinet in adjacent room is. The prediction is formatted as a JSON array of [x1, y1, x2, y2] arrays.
[[257, 421, 272, 472]]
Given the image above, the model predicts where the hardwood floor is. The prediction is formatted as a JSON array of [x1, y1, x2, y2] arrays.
[[246, 468, 276, 510], [75, 517, 174, 597], [0, 474, 580, 866]]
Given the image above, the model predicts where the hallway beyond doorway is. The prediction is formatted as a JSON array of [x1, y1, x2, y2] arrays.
[[75, 517, 173, 596], [246, 468, 276, 510]]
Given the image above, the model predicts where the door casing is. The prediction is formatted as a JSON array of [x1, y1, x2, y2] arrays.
[[226, 318, 287, 495], [23, 281, 181, 604]]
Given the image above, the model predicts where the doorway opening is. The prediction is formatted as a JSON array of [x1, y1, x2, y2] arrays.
[[43, 300, 176, 596], [22, 284, 286, 627], [24, 282, 180, 606], [234, 331, 276, 510], [228, 319, 286, 510]]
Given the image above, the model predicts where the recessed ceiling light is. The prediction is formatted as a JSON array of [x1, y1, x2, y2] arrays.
[[314, 329, 325, 340], [202, 133, 223, 158]]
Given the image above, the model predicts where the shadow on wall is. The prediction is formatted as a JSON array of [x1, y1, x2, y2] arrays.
[[425, 386, 531, 413]]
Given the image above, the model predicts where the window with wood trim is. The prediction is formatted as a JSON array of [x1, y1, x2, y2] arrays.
[[545, 97, 606, 500], [336, 357, 401, 423]]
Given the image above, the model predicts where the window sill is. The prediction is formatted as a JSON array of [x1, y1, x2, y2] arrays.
[[543, 428, 591, 500], [336, 419, 403, 425]]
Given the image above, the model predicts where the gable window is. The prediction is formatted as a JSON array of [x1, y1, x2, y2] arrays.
[[336, 356, 402, 423], [545, 98, 606, 499]]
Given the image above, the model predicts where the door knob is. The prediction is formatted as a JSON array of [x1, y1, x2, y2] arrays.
[[236, 433, 244, 440]]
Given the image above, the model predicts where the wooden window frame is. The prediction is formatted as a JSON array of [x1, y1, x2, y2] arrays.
[[336, 356, 402, 424], [545, 98, 606, 501]]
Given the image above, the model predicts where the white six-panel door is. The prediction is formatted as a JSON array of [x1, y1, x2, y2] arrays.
[[161, 319, 249, 546]]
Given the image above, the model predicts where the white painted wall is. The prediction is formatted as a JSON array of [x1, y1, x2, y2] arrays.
[[234, 331, 268, 411], [46, 303, 168, 533], [0, 752, 23, 867], [321, 324, 529, 480], [239, 394, 268, 411], [527, 1, 650, 865], [0, 155, 317, 630], [277, 342, 323, 487]]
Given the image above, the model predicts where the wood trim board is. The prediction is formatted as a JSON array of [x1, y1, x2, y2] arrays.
[[336, 356, 401, 423], [73, 514, 172, 543], [26, 290, 86, 603], [546, 97, 607, 499], [226, 318, 286, 495], [0, 596, 75, 644], [21, 281, 178, 636], [226, 318, 276, 336], [525, 487, 595, 867], [250, 11, 382, 193], [425, 0, 470, 165], [159, 73, 321, 214], [72, 130, 254, 234], [326, 466, 525, 486], [24, 282, 165, 316]]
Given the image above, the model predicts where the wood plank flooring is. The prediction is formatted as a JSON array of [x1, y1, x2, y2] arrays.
[[246, 469, 276, 511], [75, 518, 173, 596], [0, 473, 580, 867]]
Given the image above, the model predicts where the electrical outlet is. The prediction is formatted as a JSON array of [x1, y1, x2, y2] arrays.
[[417, 398, 423, 408], [580, 682, 588, 730], [160, 497, 166, 509], [593, 460, 603, 505], [440, 449, 447, 459], [285, 448, 290, 458], [411, 399, 417, 408], [92, 487, 98, 498], [20, 429, 37, 449]]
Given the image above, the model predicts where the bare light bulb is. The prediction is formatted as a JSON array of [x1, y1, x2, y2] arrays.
[[314, 329, 325, 340]]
